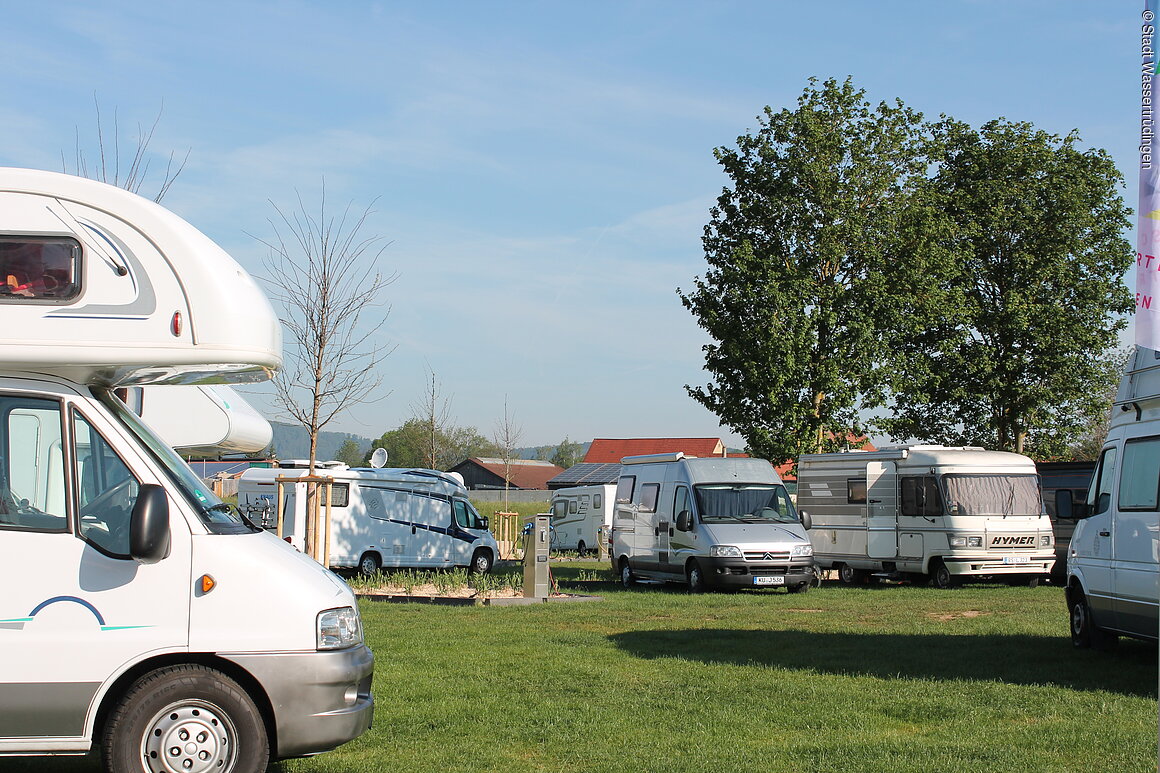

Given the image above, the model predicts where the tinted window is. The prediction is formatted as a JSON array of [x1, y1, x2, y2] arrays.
[[1119, 438, 1160, 511], [1090, 447, 1118, 515], [901, 476, 941, 517], [0, 397, 68, 533], [0, 237, 81, 301]]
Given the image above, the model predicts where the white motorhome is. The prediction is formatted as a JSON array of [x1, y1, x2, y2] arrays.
[[239, 462, 499, 574], [0, 169, 373, 771], [1057, 346, 1160, 648], [549, 484, 615, 555], [611, 453, 815, 592], [797, 445, 1055, 588]]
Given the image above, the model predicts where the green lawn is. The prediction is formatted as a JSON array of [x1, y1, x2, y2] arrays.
[[10, 563, 1158, 772]]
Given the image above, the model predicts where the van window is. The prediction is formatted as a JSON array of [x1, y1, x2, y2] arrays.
[[552, 499, 567, 518], [0, 237, 82, 301], [1119, 438, 1160, 511], [1089, 447, 1118, 515], [594, 492, 602, 509], [616, 476, 635, 504], [694, 484, 798, 524], [453, 499, 486, 530], [569, 499, 578, 514], [325, 482, 349, 507], [673, 485, 691, 521], [638, 483, 660, 513], [847, 479, 867, 504], [900, 476, 941, 517], [74, 411, 141, 557], [0, 396, 68, 533], [941, 474, 1041, 516]]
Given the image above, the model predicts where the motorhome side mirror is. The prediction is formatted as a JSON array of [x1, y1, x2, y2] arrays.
[[676, 510, 694, 532], [1054, 489, 1089, 520], [799, 509, 812, 530], [129, 484, 170, 564], [480, 516, 489, 530]]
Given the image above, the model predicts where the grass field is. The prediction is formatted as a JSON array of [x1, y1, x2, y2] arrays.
[[10, 563, 1158, 772]]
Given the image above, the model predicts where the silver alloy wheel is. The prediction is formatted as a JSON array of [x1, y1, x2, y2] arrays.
[[141, 699, 238, 773]]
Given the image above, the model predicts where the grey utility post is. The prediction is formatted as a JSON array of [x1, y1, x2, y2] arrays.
[[523, 514, 551, 599]]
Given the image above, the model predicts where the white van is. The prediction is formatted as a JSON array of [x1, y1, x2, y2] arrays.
[[1058, 346, 1160, 648], [611, 453, 815, 592], [0, 169, 373, 771], [797, 445, 1055, 588], [549, 484, 615, 555], [239, 462, 500, 574]]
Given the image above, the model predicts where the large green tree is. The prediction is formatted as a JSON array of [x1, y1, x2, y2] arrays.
[[679, 77, 938, 464], [877, 119, 1134, 455], [367, 419, 497, 470]]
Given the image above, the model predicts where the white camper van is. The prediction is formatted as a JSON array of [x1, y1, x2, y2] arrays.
[[549, 484, 615, 555], [0, 169, 373, 771], [611, 453, 815, 592], [797, 446, 1055, 588], [1057, 346, 1160, 648], [239, 462, 500, 574]]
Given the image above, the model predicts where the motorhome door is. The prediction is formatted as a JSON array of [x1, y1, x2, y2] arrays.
[[866, 461, 897, 559]]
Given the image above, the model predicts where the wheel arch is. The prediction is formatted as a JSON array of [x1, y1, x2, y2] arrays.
[[91, 652, 277, 760]]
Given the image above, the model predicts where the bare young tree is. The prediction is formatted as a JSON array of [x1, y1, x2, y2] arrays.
[[491, 396, 524, 512], [62, 97, 189, 202], [258, 186, 396, 475], [411, 370, 452, 470]]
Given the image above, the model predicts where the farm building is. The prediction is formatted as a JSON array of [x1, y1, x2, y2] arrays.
[[448, 457, 564, 491]]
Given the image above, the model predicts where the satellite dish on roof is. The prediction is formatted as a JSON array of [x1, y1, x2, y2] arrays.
[[370, 447, 388, 468]]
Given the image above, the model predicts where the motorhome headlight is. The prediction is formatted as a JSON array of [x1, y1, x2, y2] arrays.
[[317, 606, 363, 650], [967, 536, 983, 548], [1041, 535, 1052, 546], [791, 544, 813, 557], [709, 545, 743, 558], [949, 536, 966, 548]]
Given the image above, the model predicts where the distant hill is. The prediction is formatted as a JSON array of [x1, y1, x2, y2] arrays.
[[270, 422, 373, 462]]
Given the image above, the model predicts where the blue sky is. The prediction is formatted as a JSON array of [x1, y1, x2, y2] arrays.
[[0, 1, 1143, 448]]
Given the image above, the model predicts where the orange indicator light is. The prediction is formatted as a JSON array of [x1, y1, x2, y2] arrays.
[[200, 574, 216, 594]]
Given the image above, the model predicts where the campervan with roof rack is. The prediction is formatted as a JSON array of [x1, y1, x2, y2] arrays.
[[1057, 346, 1160, 648], [239, 462, 499, 574], [0, 169, 372, 772], [549, 484, 615, 555], [797, 445, 1055, 588], [611, 453, 815, 592]]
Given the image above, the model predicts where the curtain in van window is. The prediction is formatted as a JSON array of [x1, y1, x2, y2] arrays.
[[941, 475, 1041, 516]]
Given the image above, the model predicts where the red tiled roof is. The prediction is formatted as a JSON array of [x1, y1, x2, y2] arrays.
[[584, 438, 727, 463], [467, 458, 564, 489]]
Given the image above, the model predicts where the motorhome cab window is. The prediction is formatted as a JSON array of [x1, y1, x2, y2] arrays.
[[453, 499, 486, 530], [1119, 438, 1160, 510], [694, 484, 798, 524], [74, 412, 140, 557], [639, 483, 660, 513], [95, 388, 256, 534], [616, 475, 635, 505], [0, 396, 68, 532], [941, 474, 1041, 516], [900, 476, 941, 517], [1089, 447, 1117, 515], [847, 479, 867, 504], [0, 236, 81, 301]]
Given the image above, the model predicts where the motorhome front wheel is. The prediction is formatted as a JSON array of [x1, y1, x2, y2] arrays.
[[103, 664, 268, 773]]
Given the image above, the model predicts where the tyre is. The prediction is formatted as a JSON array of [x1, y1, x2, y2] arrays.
[[837, 563, 867, 585], [357, 551, 381, 577], [931, 560, 958, 589], [787, 581, 810, 594], [619, 558, 635, 589], [1069, 587, 1118, 650], [686, 560, 706, 593], [470, 548, 493, 574], [102, 664, 268, 773], [576, 541, 587, 558]]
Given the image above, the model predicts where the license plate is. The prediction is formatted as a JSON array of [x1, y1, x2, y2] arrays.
[[1002, 556, 1030, 564], [754, 576, 785, 585]]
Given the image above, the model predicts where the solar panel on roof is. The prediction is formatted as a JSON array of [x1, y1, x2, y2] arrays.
[[547, 462, 621, 487]]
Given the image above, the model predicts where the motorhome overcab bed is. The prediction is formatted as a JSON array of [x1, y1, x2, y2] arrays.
[[238, 462, 500, 574], [1058, 346, 1160, 648], [0, 169, 373, 772], [797, 445, 1055, 588], [611, 453, 815, 593]]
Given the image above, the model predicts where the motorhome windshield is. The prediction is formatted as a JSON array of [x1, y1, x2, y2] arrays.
[[694, 483, 798, 524], [96, 388, 257, 534], [941, 474, 1042, 517]]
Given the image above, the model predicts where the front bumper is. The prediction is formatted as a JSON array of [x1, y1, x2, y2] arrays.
[[701, 556, 815, 589], [942, 552, 1055, 577], [225, 644, 374, 759]]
